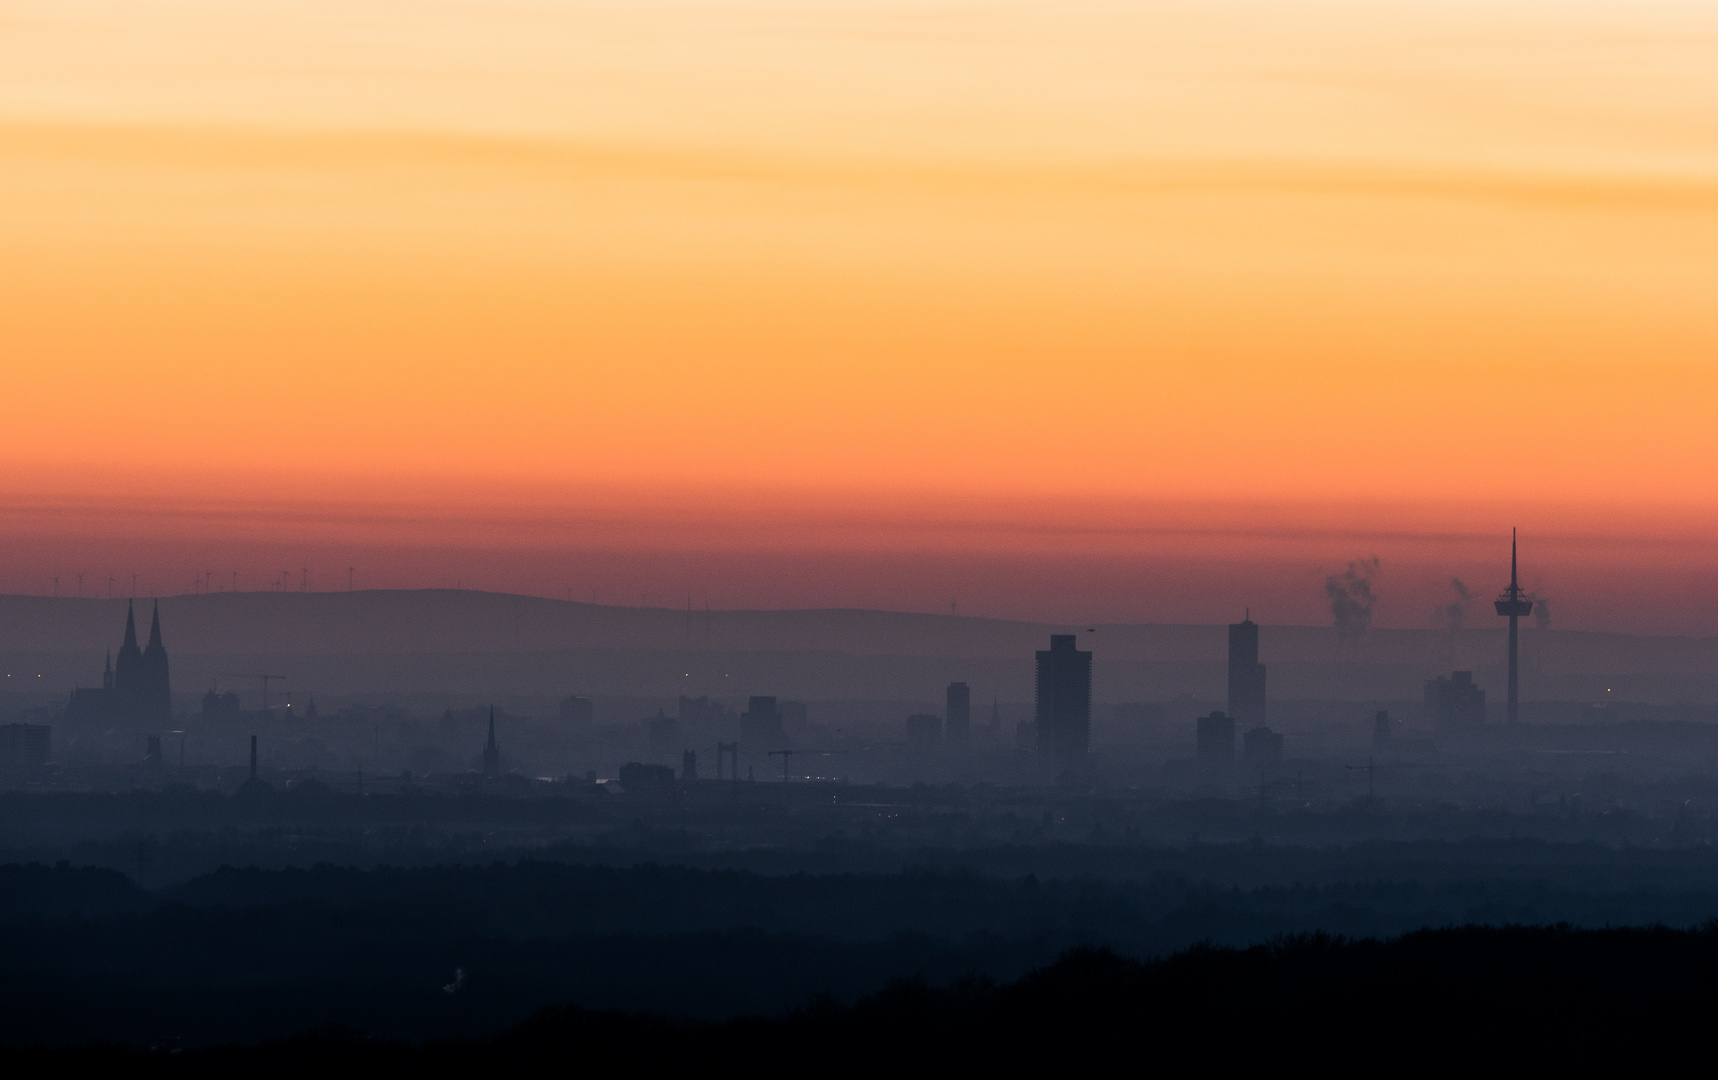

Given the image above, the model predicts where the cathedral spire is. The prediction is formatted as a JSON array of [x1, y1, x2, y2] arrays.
[[114, 600, 146, 721], [140, 599, 171, 726]]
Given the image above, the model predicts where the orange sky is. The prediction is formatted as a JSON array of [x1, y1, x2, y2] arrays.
[[2, 2, 1716, 628]]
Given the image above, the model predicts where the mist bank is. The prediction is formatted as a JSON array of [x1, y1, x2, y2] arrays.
[[2, 590, 1715, 703]]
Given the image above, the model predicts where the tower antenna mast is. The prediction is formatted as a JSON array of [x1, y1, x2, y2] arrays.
[[1494, 528, 1533, 723]]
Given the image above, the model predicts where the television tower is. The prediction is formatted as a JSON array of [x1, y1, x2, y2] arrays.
[[1493, 529, 1533, 723]]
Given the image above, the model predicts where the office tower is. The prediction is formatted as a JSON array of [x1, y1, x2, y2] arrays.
[[647, 710, 681, 761], [0, 723, 51, 769], [1196, 711, 1236, 763], [1035, 635, 1091, 769], [201, 685, 243, 721], [1227, 615, 1267, 726], [906, 713, 942, 749], [619, 761, 676, 792], [678, 695, 726, 732], [1242, 726, 1283, 768], [1425, 671, 1486, 729], [741, 696, 784, 747], [946, 682, 971, 743]]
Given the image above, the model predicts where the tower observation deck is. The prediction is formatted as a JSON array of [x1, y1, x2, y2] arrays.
[[1494, 529, 1533, 723]]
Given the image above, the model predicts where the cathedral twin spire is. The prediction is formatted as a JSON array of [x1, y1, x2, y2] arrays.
[[111, 600, 171, 724], [66, 601, 172, 726]]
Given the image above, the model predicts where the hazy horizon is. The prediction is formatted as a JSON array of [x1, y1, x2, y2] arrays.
[[5, 1, 1717, 637]]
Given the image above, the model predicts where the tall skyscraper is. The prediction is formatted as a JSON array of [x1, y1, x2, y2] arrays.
[[945, 682, 971, 743], [1035, 635, 1091, 769], [1227, 615, 1267, 726]]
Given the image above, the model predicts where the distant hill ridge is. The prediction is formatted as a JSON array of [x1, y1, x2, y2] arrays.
[[0, 591, 1712, 676]]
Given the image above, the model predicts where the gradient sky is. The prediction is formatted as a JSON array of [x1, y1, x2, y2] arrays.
[[2, 1, 1716, 630]]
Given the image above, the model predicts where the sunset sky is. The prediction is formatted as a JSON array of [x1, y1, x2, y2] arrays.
[[3, 1, 1716, 630]]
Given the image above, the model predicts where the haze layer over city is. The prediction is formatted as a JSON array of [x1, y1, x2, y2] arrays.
[[2, 0, 1717, 1063]]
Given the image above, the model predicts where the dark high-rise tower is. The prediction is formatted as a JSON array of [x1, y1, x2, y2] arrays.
[[945, 681, 971, 743], [1227, 615, 1267, 726], [1035, 635, 1091, 769], [1493, 529, 1533, 724]]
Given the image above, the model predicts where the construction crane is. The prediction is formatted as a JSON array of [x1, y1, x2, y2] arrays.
[[1345, 757, 1443, 802], [1255, 770, 1317, 808], [224, 674, 288, 713]]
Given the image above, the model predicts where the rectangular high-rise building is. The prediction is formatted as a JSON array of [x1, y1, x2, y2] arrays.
[[1196, 711, 1235, 763], [1242, 726, 1283, 768], [1426, 672, 1486, 729], [741, 696, 784, 747], [0, 723, 51, 769], [1035, 635, 1091, 769], [1227, 618, 1267, 726], [945, 682, 971, 743], [906, 713, 941, 749]]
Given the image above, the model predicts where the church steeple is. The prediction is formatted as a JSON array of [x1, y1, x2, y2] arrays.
[[140, 600, 172, 726], [146, 601, 164, 652], [114, 600, 145, 715]]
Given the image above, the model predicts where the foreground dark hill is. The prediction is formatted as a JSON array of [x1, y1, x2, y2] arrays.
[[2, 591, 1714, 702], [6, 917, 1716, 1063], [6, 851, 1718, 1050]]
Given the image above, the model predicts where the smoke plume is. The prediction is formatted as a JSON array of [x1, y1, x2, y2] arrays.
[[1324, 557, 1379, 646], [1534, 596, 1551, 630], [1439, 578, 1473, 637]]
